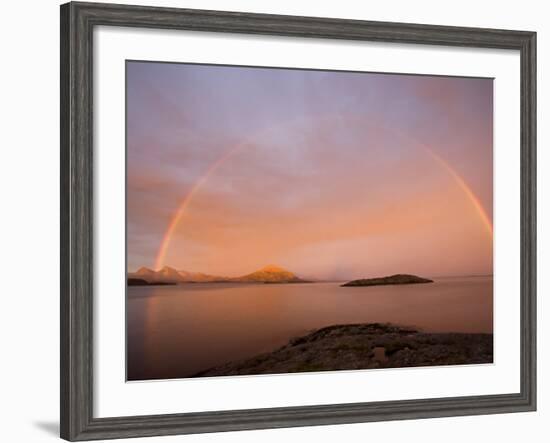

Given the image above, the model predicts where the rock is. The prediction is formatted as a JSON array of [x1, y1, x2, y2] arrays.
[[341, 274, 433, 287], [127, 278, 175, 286], [192, 323, 493, 377]]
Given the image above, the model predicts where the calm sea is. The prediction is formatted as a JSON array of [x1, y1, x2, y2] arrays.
[[127, 276, 493, 380]]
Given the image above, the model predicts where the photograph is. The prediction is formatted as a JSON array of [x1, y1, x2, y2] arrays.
[[0, 0, 543, 441], [126, 61, 494, 381]]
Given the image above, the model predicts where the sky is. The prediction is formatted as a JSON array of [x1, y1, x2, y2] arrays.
[[126, 61, 493, 279]]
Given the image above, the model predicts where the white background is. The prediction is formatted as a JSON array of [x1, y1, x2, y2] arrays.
[[0, 0, 547, 442]]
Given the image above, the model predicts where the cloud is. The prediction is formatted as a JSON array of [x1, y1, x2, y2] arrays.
[[126, 62, 493, 277]]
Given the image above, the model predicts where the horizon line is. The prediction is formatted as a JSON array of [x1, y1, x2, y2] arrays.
[[128, 264, 493, 280]]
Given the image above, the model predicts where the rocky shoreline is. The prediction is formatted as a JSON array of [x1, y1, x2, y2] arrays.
[[193, 323, 493, 377]]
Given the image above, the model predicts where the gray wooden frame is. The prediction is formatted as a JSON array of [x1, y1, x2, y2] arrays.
[[60, 1, 537, 441]]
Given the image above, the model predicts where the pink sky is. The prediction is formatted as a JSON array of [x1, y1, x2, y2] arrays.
[[127, 62, 493, 279]]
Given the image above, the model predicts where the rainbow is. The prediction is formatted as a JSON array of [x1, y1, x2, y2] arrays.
[[424, 149, 493, 238], [154, 142, 248, 270], [154, 119, 493, 270]]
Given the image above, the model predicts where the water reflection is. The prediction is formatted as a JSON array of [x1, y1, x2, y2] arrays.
[[127, 276, 493, 380]]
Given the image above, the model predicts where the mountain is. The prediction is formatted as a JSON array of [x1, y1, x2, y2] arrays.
[[156, 266, 184, 282], [128, 266, 225, 283], [128, 264, 308, 284], [232, 265, 307, 283], [179, 271, 227, 283], [134, 266, 158, 280]]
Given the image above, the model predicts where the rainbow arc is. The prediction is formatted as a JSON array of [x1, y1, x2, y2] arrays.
[[154, 118, 492, 270]]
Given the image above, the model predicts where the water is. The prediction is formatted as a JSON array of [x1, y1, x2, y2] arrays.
[[127, 276, 492, 380]]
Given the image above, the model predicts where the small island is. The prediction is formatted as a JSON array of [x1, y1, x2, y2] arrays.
[[127, 278, 176, 286], [341, 274, 433, 287]]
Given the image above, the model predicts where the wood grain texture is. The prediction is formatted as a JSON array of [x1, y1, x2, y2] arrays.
[[60, 2, 537, 440]]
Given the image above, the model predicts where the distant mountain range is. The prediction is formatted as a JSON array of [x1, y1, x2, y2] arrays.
[[128, 264, 309, 284]]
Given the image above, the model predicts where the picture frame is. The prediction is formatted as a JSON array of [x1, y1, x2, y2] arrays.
[[60, 1, 536, 441]]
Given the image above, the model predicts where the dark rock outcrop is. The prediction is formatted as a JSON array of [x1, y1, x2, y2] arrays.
[[127, 278, 175, 286], [193, 323, 492, 377], [341, 274, 433, 287]]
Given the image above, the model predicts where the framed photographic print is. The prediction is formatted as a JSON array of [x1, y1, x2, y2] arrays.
[[60, 1, 536, 441]]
